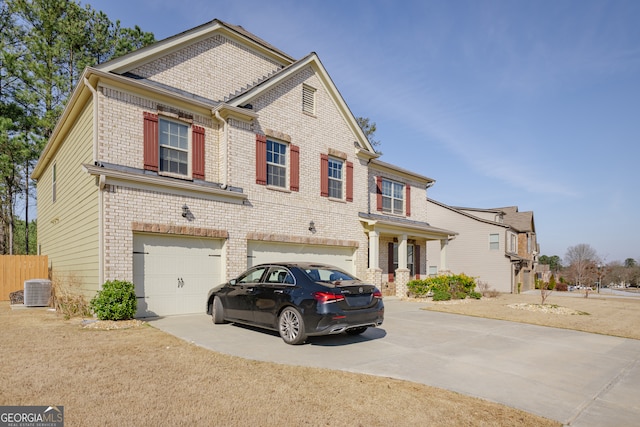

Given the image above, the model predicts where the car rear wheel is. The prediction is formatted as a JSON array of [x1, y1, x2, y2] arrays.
[[211, 296, 226, 324], [345, 326, 368, 336], [278, 307, 306, 345]]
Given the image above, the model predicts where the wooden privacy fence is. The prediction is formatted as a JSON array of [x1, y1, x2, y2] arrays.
[[0, 255, 49, 301]]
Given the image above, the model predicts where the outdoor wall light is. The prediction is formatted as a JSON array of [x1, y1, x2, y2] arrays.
[[182, 204, 190, 218], [308, 221, 316, 233]]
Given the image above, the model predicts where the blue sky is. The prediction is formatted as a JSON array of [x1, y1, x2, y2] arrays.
[[86, 0, 640, 263]]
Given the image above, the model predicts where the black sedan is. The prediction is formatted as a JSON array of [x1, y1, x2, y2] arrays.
[[206, 263, 384, 345]]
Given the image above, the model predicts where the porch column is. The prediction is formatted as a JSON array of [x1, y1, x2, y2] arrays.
[[439, 238, 448, 271], [398, 234, 408, 269], [366, 229, 383, 290], [368, 230, 380, 270], [395, 234, 410, 298]]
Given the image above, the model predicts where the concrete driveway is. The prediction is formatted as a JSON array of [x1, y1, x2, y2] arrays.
[[149, 298, 640, 426]]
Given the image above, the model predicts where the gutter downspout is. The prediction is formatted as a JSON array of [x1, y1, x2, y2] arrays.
[[83, 78, 104, 286], [214, 110, 228, 189]]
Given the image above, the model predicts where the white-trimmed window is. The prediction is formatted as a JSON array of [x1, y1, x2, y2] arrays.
[[303, 85, 316, 115], [159, 118, 189, 176], [328, 157, 343, 199], [267, 139, 287, 188], [382, 179, 404, 214], [489, 233, 500, 250], [508, 232, 518, 253]]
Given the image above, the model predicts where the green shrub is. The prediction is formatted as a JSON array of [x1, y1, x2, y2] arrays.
[[469, 291, 482, 299], [432, 289, 451, 301], [408, 273, 478, 299], [90, 280, 137, 320]]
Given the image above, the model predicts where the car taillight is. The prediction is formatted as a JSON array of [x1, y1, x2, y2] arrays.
[[314, 291, 345, 304], [373, 290, 383, 299]]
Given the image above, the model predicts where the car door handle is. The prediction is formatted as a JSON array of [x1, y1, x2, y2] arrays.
[[274, 290, 284, 294]]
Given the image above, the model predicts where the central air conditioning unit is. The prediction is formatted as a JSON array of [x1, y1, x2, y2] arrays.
[[24, 279, 52, 307]]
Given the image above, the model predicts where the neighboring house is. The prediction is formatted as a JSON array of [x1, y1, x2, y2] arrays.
[[32, 19, 455, 316], [426, 199, 539, 293]]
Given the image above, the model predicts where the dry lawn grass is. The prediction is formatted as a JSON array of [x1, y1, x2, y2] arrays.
[[423, 291, 640, 340], [0, 301, 559, 427]]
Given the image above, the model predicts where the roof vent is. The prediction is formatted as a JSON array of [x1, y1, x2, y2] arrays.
[[24, 279, 52, 307]]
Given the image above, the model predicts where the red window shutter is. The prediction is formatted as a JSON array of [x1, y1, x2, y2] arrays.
[[415, 244, 421, 279], [320, 154, 329, 197], [346, 161, 353, 202], [376, 176, 383, 211], [290, 144, 300, 192], [255, 134, 267, 185], [192, 125, 205, 180], [406, 184, 411, 217], [143, 112, 159, 171], [388, 242, 395, 282]]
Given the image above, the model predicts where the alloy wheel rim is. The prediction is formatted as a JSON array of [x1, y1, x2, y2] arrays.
[[280, 310, 300, 341]]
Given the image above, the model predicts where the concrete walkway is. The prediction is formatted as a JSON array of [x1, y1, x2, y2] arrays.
[[149, 298, 640, 426]]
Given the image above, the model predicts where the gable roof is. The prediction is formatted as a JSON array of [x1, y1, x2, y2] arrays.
[[96, 19, 294, 74], [428, 199, 510, 229], [493, 206, 536, 233], [33, 19, 379, 179]]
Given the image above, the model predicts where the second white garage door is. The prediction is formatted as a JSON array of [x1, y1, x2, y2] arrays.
[[133, 233, 223, 317], [247, 241, 355, 274]]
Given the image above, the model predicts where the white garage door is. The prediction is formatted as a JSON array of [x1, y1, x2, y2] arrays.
[[133, 233, 223, 317], [247, 241, 355, 274]]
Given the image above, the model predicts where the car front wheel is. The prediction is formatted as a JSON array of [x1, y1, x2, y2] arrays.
[[278, 307, 306, 345], [211, 296, 226, 324]]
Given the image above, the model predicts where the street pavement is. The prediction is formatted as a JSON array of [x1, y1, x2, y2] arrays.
[[149, 297, 640, 426]]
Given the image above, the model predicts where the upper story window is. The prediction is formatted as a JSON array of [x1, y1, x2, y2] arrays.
[[255, 134, 299, 192], [376, 176, 411, 216], [267, 140, 287, 188], [302, 85, 316, 115], [489, 233, 500, 250], [143, 112, 205, 180], [382, 179, 404, 215], [328, 157, 343, 199], [508, 232, 517, 253], [159, 118, 189, 175], [320, 153, 353, 201]]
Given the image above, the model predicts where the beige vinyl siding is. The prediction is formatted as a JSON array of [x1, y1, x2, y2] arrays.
[[37, 101, 100, 297], [426, 200, 512, 293]]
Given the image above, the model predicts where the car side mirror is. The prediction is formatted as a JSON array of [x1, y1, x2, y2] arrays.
[[229, 279, 237, 286]]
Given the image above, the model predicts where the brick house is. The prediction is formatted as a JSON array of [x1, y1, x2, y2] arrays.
[[32, 19, 456, 316]]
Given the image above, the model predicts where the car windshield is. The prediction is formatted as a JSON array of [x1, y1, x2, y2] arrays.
[[303, 267, 355, 283]]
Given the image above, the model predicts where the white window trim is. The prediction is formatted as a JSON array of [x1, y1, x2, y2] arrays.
[[489, 233, 500, 250], [328, 156, 344, 199], [266, 139, 288, 189], [158, 116, 192, 179], [382, 178, 404, 215]]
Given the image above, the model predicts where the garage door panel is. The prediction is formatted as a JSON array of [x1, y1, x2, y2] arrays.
[[133, 233, 222, 317], [247, 241, 354, 274]]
